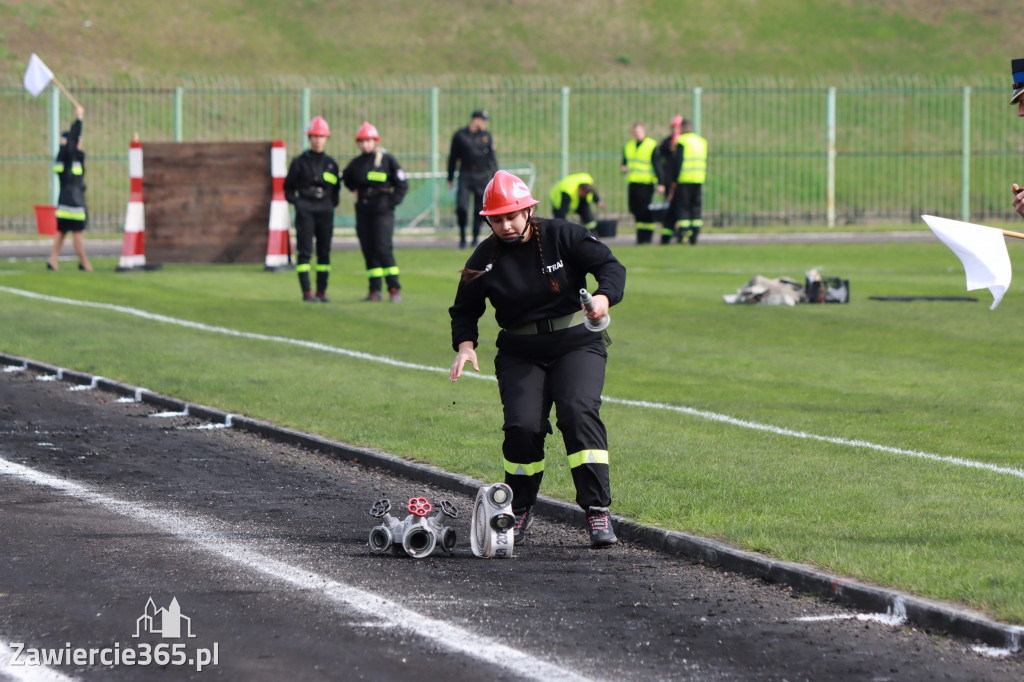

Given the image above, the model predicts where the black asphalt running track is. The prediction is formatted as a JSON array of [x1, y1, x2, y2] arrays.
[[2, 360, 1023, 681]]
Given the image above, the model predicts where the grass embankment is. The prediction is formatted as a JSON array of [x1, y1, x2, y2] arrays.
[[2, 239, 1023, 622], [1, 0, 1018, 78]]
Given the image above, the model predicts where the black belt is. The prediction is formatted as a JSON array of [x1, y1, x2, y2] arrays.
[[505, 311, 585, 335]]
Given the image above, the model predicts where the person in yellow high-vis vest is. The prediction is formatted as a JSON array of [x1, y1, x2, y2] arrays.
[[662, 119, 708, 245], [620, 123, 663, 244], [550, 172, 604, 229]]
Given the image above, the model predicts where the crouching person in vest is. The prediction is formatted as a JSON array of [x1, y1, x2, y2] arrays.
[[342, 122, 408, 302], [550, 172, 604, 230]]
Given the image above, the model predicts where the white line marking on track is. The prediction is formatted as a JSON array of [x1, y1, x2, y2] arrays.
[[794, 613, 906, 626], [0, 456, 604, 682], [971, 644, 1015, 658], [4, 285, 1023, 481], [0, 639, 80, 681], [148, 411, 188, 418]]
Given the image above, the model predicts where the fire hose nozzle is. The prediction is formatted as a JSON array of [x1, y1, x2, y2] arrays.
[[579, 288, 610, 333]]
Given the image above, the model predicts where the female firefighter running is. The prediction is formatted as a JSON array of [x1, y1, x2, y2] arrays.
[[448, 170, 626, 548]]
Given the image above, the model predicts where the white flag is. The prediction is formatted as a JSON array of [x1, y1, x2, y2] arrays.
[[23, 53, 54, 97], [922, 214, 1012, 310]]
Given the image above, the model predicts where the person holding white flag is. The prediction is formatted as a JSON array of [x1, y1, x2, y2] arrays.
[[47, 104, 92, 272], [922, 58, 1024, 308]]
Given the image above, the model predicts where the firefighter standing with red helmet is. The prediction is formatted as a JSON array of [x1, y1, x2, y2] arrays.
[[448, 170, 626, 548], [342, 121, 408, 302], [283, 116, 341, 301]]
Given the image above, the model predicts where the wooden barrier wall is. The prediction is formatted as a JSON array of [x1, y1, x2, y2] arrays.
[[143, 142, 272, 264]]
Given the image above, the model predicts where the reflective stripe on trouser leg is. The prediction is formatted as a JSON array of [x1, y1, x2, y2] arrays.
[[682, 183, 703, 244], [567, 449, 611, 510], [366, 267, 384, 292], [356, 206, 395, 293], [495, 353, 554, 510], [503, 457, 545, 511], [548, 345, 610, 509], [316, 263, 330, 293], [384, 265, 400, 291], [295, 208, 326, 293], [296, 263, 311, 292], [496, 344, 612, 511]]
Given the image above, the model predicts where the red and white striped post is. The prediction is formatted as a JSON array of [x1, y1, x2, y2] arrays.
[[117, 139, 146, 271], [264, 140, 292, 270]]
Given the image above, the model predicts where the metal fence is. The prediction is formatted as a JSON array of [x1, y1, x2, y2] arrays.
[[2, 74, 1021, 234]]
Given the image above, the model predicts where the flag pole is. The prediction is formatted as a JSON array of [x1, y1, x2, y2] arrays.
[[1002, 229, 1024, 241], [50, 74, 81, 110]]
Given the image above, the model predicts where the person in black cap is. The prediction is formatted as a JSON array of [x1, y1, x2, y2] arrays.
[[1010, 59, 1024, 219], [447, 109, 498, 248]]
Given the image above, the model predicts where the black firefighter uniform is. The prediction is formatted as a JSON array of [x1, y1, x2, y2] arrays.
[[342, 148, 409, 295], [54, 118, 87, 232], [283, 149, 341, 296]]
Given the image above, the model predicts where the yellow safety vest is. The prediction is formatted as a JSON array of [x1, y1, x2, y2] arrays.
[[623, 137, 658, 185], [550, 173, 595, 213], [675, 133, 707, 184]]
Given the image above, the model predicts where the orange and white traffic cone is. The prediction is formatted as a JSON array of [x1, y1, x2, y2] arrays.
[[264, 140, 292, 270]]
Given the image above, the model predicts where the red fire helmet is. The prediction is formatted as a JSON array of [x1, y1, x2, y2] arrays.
[[479, 170, 539, 216], [307, 116, 330, 136], [355, 121, 380, 141]]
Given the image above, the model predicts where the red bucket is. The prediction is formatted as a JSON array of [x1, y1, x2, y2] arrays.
[[34, 205, 57, 235]]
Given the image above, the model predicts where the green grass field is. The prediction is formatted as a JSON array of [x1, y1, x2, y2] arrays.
[[1, 0, 1018, 78], [2, 238, 1024, 623]]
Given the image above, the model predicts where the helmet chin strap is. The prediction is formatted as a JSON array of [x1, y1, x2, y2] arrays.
[[495, 210, 533, 244]]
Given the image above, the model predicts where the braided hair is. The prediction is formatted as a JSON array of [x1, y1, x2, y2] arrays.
[[459, 211, 561, 293]]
